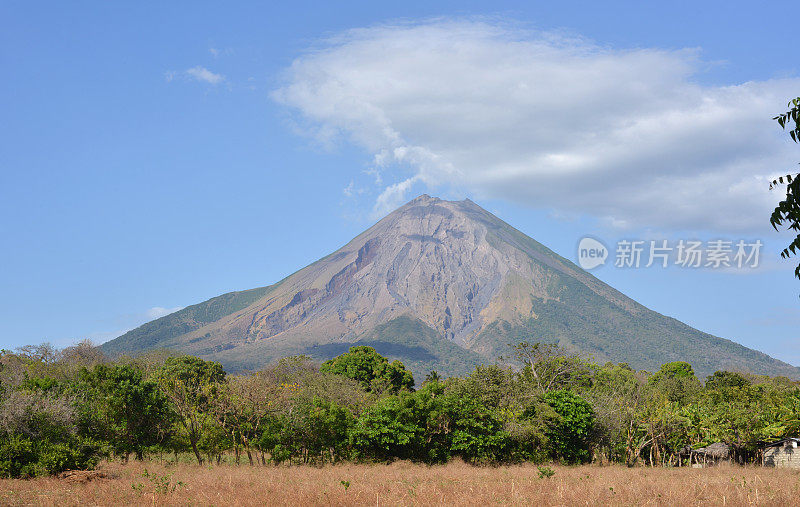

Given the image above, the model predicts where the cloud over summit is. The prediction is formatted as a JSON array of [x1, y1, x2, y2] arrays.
[[273, 20, 800, 231]]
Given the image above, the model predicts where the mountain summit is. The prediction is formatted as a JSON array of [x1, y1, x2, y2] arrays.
[[103, 195, 799, 379]]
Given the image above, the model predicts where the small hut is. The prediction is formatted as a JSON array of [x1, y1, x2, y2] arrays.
[[690, 442, 731, 467], [762, 438, 800, 468]]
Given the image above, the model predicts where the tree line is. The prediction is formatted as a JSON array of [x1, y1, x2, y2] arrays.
[[1, 341, 799, 478]]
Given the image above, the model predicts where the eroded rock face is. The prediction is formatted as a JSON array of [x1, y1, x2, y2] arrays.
[[194, 194, 631, 351]]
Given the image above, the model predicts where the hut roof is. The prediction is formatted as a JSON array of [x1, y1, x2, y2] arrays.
[[692, 442, 731, 458]]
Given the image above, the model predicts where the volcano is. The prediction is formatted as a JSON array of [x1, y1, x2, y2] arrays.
[[102, 195, 799, 380]]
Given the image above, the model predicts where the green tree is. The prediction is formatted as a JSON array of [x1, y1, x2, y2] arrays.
[[542, 389, 595, 464], [512, 398, 557, 463], [692, 375, 797, 459], [320, 346, 414, 394], [447, 364, 556, 463], [442, 389, 509, 464], [705, 371, 751, 391], [770, 97, 800, 282], [648, 361, 702, 404], [589, 362, 647, 465], [450, 365, 520, 413], [77, 364, 173, 460], [156, 356, 225, 464], [350, 382, 507, 464], [212, 371, 277, 465], [0, 368, 102, 477], [299, 398, 355, 463], [348, 389, 427, 462], [510, 342, 595, 394], [252, 356, 371, 465]]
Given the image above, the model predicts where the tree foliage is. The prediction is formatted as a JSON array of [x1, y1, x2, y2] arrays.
[[156, 356, 225, 464], [320, 346, 414, 394], [542, 390, 595, 464], [350, 381, 507, 464], [648, 361, 702, 404], [770, 97, 800, 281], [509, 342, 595, 393], [77, 364, 172, 460]]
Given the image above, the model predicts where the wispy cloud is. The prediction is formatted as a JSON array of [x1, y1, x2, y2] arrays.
[[209, 47, 234, 58], [185, 66, 225, 84], [166, 66, 226, 85], [273, 19, 800, 233], [54, 306, 185, 347], [343, 180, 367, 198], [373, 175, 422, 218]]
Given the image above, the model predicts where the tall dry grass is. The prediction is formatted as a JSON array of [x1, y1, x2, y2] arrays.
[[1, 460, 799, 506]]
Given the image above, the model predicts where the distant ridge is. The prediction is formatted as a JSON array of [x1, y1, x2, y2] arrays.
[[103, 195, 800, 380]]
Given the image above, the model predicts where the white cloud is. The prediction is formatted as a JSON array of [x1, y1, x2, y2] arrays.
[[209, 47, 234, 58], [364, 167, 383, 186], [184, 66, 225, 84], [273, 19, 800, 232], [58, 306, 185, 346], [374, 175, 422, 217]]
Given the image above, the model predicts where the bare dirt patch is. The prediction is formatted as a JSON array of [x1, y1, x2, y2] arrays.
[[56, 470, 109, 484]]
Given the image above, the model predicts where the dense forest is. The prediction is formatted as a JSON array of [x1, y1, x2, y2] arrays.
[[1, 341, 799, 478]]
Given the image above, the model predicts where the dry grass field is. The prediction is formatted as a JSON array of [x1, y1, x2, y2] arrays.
[[1, 460, 799, 506]]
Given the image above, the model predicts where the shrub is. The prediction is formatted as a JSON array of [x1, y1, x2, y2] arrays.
[[0, 433, 36, 478], [350, 382, 509, 464], [542, 390, 595, 464], [0, 433, 101, 478]]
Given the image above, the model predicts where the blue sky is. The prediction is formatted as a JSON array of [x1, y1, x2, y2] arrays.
[[1, 1, 799, 366]]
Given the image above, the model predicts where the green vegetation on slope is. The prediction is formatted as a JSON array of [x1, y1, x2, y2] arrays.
[[101, 285, 276, 357], [471, 270, 799, 380]]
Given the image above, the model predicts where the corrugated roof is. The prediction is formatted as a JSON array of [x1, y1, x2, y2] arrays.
[[763, 437, 800, 448]]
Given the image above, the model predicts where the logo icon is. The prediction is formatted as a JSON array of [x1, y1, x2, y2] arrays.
[[577, 237, 608, 270]]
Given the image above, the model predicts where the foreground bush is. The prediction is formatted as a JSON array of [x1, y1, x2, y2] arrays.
[[0, 431, 101, 478]]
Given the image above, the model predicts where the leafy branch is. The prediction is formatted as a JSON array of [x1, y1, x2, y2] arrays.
[[770, 97, 800, 281]]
